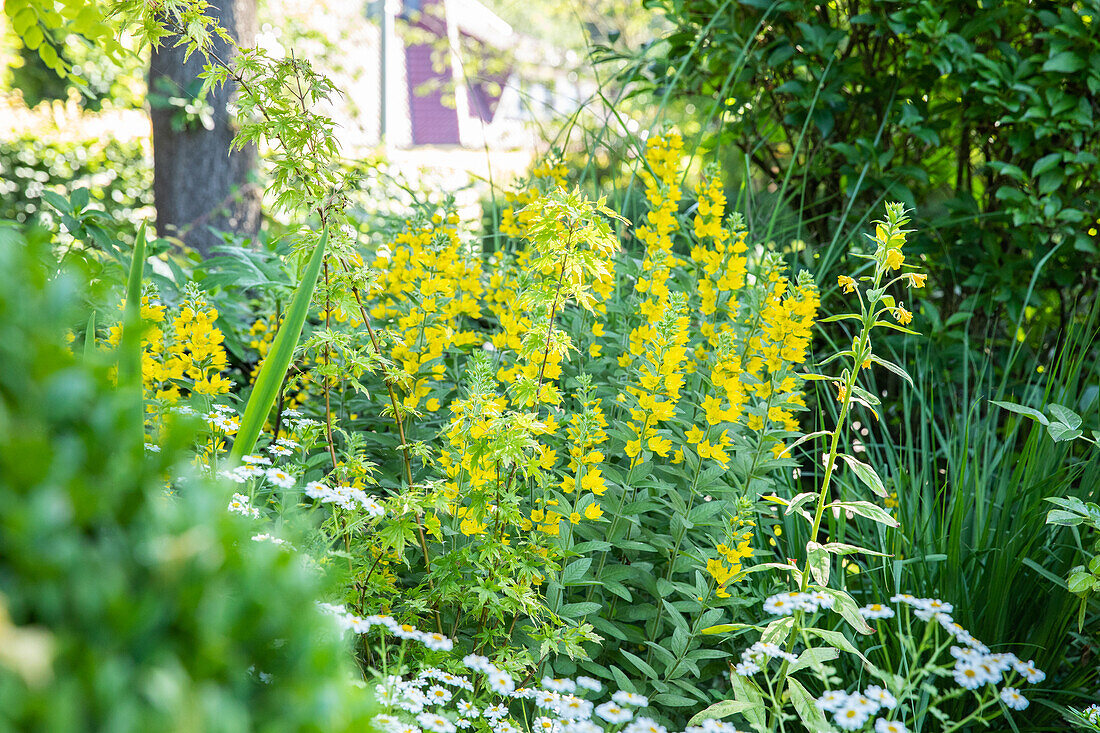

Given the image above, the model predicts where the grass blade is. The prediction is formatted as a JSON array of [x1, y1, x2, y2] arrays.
[[231, 226, 328, 462]]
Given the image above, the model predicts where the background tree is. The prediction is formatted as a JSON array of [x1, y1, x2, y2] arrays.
[[149, 0, 261, 256]]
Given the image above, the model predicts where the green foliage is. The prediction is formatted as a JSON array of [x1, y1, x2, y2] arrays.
[[632, 0, 1100, 325], [0, 231, 373, 731], [0, 135, 151, 226], [3, 0, 120, 78]]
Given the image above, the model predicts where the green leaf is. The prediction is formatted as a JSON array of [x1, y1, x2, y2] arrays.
[[788, 677, 834, 732], [1048, 404, 1083, 430], [990, 400, 1049, 425], [231, 227, 328, 462], [562, 558, 593, 585], [1047, 423, 1083, 442], [869, 354, 913, 388], [826, 500, 899, 527], [1068, 571, 1093, 594], [560, 602, 601, 617], [806, 541, 830, 586], [701, 623, 754, 635], [1031, 152, 1063, 177], [83, 311, 96, 360], [836, 453, 888, 498], [1043, 51, 1086, 73], [687, 700, 757, 727], [1047, 509, 1087, 526], [620, 649, 658, 680], [729, 674, 767, 731], [788, 646, 840, 675], [872, 320, 920, 335], [821, 542, 890, 557], [823, 588, 874, 635], [805, 627, 872, 668]]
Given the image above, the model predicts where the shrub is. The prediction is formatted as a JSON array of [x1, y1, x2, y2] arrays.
[[629, 0, 1100, 329], [0, 229, 372, 731]]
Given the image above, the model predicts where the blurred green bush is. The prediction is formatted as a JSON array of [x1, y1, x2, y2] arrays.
[[0, 134, 152, 226], [0, 229, 372, 732]]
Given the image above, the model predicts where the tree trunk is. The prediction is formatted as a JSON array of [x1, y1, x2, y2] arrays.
[[149, 0, 260, 257]]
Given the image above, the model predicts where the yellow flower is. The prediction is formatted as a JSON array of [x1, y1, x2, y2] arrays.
[[581, 468, 607, 496], [584, 502, 604, 520], [647, 435, 672, 457], [893, 307, 913, 325], [885, 248, 904, 270], [570, 512, 582, 525], [907, 272, 927, 287]]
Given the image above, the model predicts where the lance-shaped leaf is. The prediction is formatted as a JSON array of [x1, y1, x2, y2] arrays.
[[837, 453, 888, 498], [990, 400, 1049, 425], [119, 222, 147, 440], [827, 500, 899, 528], [231, 226, 328, 462]]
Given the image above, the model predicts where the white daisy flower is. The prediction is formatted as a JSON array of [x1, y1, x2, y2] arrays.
[[264, 467, 295, 488], [554, 695, 593, 720], [417, 714, 456, 733], [734, 661, 760, 676], [542, 677, 578, 694], [762, 593, 798, 616], [848, 694, 880, 716], [1000, 687, 1028, 711], [426, 685, 452, 704], [874, 719, 910, 733], [144, 442, 161, 453], [834, 705, 870, 731], [488, 670, 516, 695], [242, 454, 271, 465], [455, 720, 471, 729], [816, 690, 849, 712], [623, 716, 666, 733], [268, 444, 293, 456], [595, 702, 633, 724], [562, 722, 602, 733], [421, 632, 454, 651], [864, 686, 896, 710], [532, 716, 559, 733], [859, 603, 895, 620], [482, 704, 508, 721], [575, 676, 603, 693], [953, 662, 988, 690], [1012, 659, 1045, 684], [612, 691, 649, 707], [463, 654, 494, 673]]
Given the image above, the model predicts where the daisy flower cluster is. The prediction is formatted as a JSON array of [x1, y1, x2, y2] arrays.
[[219, 454, 298, 489], [358, 612, 751, 733], [1069, 703, 1100, 731], [732, 592, 1043, 732], [304, 481, 385, 516], [816, 686, 901, 732], [227, 492, 261, 519], [888, 594, 1044, 705], [761, 589, 835, 616], [317, 603, 453, 651]]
